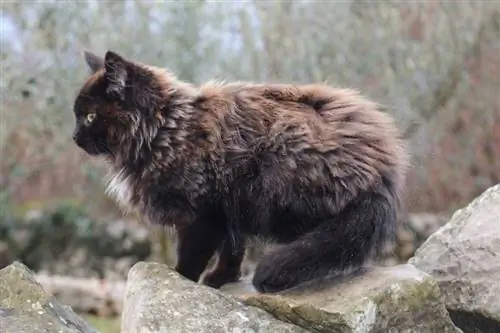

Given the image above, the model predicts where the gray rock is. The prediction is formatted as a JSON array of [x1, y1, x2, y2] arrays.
[[0, 261, 99, 333], [121, 261, 309, 333], [238, 264, 463, 333], [407, 213, 449, 237], [409, 183, 500, 333]]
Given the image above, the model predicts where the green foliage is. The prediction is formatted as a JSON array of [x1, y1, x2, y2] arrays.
[[0, 190, 12, 220], [0, 203, 151, 275], [83, 315, 120, 333]]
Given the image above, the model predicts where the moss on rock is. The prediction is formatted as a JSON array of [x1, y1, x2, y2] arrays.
[[238, 264, 463, 333], [0, 261, 99, 333]]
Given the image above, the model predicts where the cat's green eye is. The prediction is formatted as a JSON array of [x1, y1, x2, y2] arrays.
[[85, 112, 96, 125]]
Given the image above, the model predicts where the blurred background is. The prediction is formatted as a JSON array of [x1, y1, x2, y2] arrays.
[[1, 1, 499, 331]]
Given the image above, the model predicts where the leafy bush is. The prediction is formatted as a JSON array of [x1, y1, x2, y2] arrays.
[[0, 203, 151, 277]]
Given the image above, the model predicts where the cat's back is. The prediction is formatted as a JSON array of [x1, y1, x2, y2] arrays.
[[197, 80, 397, 130], [195, 80, 407, 168]]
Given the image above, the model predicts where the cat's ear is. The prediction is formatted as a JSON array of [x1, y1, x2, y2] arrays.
[[84, 51, 104, 74], [104, 51, 128, 101]]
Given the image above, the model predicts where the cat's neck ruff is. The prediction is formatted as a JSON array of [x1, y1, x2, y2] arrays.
[[105, 167, 134, 214]]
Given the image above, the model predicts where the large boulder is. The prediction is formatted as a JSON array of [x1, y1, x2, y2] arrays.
[[0, 261, 98, 333], [122, 261, 461, 333], [237, 264, 462, 333], [409, 183, 500, 333], [121, 261, 308, 333]]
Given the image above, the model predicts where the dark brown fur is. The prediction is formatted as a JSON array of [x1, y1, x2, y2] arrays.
[[72, 51, 409, 293]]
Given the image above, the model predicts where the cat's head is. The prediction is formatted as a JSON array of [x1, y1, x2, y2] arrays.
[[72, 50, 173, 158]]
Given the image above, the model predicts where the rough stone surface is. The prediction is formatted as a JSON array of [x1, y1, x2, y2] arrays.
[[232, 264, 462, 333], [409, 183, 500, 333], [121, 261, 309, 333], [0, 261, 99, 333]]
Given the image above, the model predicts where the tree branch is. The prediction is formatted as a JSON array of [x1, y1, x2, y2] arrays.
[[403, 9, 500, 139]]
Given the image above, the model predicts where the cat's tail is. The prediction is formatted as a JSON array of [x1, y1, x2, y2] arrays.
[[251, 185, 398, 293]]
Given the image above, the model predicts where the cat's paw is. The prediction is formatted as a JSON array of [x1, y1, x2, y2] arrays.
[[202, 268, 241, 289]]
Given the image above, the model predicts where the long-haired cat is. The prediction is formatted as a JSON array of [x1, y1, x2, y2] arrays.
[[72, 50, 409, 293]]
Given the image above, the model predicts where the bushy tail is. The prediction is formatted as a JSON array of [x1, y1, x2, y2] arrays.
[[252, 186, 398, 293]]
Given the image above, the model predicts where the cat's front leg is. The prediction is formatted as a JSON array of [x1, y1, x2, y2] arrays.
[[202, 237, 245, 288], [174, 216, 225, 283]]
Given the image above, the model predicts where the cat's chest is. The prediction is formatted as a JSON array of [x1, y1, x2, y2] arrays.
[[104, 167, 206, 223], [105, 168, 135, 213]]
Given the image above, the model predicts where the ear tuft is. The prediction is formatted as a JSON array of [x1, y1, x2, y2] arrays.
[[103, 51, 128, 101], [84, 51, 104, 74], [104, 51, 126, 65]]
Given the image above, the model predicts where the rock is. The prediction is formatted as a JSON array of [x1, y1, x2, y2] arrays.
[[121, 261, 309, 333], [383, 213, 450, 263], [35, 273, 126, 316], [121, 261, 462, 333], [0, 261, 99, 333], [237, 264, 463, 333], [406, 213, 449, 237], [409, 183, 500, 333]]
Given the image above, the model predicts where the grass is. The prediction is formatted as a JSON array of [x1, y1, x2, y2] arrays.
[[83, 314, 121, 333]]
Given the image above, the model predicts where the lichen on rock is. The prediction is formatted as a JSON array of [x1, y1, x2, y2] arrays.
[[409, 183, 500, 333], [121, 261, 462, 333], [0, 261, 99, 333], [121, 261, 309, 333], [238, 264, 462, 333]]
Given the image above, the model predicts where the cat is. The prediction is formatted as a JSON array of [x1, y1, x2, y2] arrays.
[[72, 50, 409, 293]]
